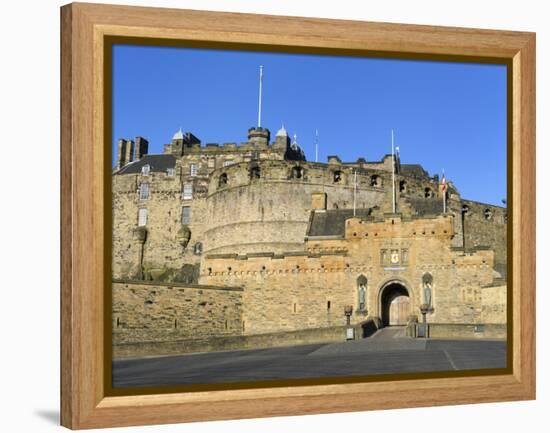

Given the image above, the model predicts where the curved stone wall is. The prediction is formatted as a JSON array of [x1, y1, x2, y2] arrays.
[[203, 160, 391, 254]]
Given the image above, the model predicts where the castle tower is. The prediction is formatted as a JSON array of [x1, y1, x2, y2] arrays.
[[247, 127, 270, 146], [115, 138, 134, 170], [168, 127, 201, 156], [170, 127, 185, 155], [135, 136, 149, 160], [273, 125, 290, 150]]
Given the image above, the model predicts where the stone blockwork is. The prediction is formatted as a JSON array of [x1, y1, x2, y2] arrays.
[[112, 125, 508, 356], [201, 215, 504, 336], [112, 281, 243, 344]]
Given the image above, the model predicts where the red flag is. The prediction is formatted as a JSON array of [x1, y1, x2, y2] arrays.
[[441, 173, 447, 192]]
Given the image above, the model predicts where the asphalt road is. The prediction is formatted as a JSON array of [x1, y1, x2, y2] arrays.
[[112, 328, 507, 388]]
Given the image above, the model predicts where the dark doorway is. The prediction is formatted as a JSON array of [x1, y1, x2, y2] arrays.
[[381, 283, 410, 326]]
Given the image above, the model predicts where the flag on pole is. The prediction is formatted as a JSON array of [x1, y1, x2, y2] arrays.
[[441, 170, 447, 213]]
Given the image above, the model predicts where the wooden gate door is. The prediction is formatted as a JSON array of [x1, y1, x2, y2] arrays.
[[389, 295, 411, 325]]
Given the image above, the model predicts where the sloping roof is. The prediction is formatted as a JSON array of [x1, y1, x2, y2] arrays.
[[307, 208, 373, 237], [116, 154, 176, 175], [400, 164, 429, 178]]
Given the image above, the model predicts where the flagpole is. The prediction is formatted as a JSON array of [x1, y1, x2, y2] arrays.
[[353, 169, 357, 217], [391, 129, 396, 214], [257, 65, 263, 128], [442, 169, 446, 214]]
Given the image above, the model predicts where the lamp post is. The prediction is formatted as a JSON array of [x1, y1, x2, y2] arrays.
[[344, 305, 354, 340]]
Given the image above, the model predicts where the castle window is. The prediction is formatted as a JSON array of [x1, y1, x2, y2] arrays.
[[138, 208, 148, 226], [141, 164, 150, 175], [249, 165, 261, 180], [207, 158, 216, 169], [333, 170, 342, 183], [139, 183, 149, 200], [399, 180, 407, 193], [182, 183, 193, 200], [190, 163, 198, 177], [371, 175, 381, 187], [291, 166, 303, 179], [166, 168, 175, 177], [484, 208, 493, 220], [182, 206, 191, 225], [218, 173, 228, 188], [424, 187, 433, 198], [193, 242, 203, 255]]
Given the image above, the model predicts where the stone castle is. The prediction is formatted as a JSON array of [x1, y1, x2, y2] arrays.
[[112, 125, 507, 358]]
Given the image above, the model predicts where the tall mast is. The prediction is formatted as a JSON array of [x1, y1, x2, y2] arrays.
[[392, 129, 396, 214], [257, 65, 263, 128], [442, 169, 447, 214], [353, 169, 357, 217]]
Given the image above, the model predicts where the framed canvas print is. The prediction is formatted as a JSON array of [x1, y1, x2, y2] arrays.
[[60, 2, 536, 429]]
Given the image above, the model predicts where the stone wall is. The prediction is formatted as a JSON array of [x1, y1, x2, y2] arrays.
[[203, 160, 392, 255], [112, 171, 206, 281], [462, 199, 507, 276], [427, 323, 506, 339], [481, 283, 507, 324], [112, 281, 243, 345], [201, 215, 503, 336]]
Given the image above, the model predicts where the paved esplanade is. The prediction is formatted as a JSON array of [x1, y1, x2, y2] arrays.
[[112, 328, 507, 388]]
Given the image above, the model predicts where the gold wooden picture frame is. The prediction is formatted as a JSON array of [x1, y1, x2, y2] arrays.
[[60, 2, 535, 429]]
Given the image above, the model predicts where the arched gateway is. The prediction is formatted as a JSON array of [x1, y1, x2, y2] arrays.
[[380, 281, 411, 326]]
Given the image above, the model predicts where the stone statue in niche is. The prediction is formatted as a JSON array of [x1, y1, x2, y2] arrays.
[[357, 275, 368, 312], [358, 284, 366, 311], [422, 273, 433, 310], [424, 281, 432, 306]]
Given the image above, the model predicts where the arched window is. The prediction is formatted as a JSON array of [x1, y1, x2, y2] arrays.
[[291, 166, 304, 179], [249, 165, 261, 180], [484, 208, 493, 220], [332, 170, 342, 183], [218, 173, 228, 188], [371, 175, 381, 187], [357, 275, 368, 311], [193, 242, 203, 255], [422, 273, 433, 307], [399, 180, 407, 193], [424, 187, 433, 198]]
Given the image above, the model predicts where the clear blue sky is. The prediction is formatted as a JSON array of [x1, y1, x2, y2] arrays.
[[112, 45, 507, 206]]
